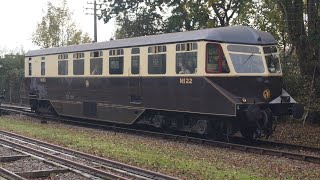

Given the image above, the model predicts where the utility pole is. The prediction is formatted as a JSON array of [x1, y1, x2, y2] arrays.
[[85, 0, 102, 43], [94, 0, 97, 43]]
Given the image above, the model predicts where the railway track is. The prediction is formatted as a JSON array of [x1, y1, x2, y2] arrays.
[[0, 129, 179, 180], [0, 136, 113, 180], [1, 104, 320, 166]]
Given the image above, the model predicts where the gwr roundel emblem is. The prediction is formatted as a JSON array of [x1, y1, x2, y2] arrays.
[[263, 89, 271, 100], [85, 80, 89, 88]]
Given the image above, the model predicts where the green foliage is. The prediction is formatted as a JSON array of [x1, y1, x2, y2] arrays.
[[114, 7, 163, 39], [32, 0, 92, 48], [208, 0, 252, 27], [0, 53, 25, 103], [100, 0, 250, 37], [163, 0, 211, 32], [277, 0, 320, 77]]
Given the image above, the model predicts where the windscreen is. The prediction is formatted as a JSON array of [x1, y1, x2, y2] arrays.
[[227, 45, 265, 73], [263, 46, 281, 73]]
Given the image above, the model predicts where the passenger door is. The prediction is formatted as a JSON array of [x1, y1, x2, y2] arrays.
[[128, 50, 143, 104]]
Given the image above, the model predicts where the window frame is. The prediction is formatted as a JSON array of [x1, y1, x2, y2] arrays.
[[90, 58, 103, 75], [206, 43, 229, 74], [41, 62, 45, 76], [131, 55, 140, 74], [176, 51, 197, 74], [28, 63, 32, 76], [109, 56, 124, 75], [73, 59, 85, 75], [148, 54, 166, 74], [58, 60, 68, 75], [148, 45, 167, 74]]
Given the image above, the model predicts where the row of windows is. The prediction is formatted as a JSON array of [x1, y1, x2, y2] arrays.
[[176, 43, 197, 52], [109, 49, 124, 56], [58, 54, 68, 60], [73, 53, 85, 59], [90, 51, 103, 58], [32, 43, 196, 62], [148, 46, 166, 54], [29, 43, 231, 76]]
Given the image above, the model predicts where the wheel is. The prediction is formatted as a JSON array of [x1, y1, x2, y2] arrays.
[[195, 120, 208, 135], [153, 115, 163, 128], [240, 127, 258, 139]]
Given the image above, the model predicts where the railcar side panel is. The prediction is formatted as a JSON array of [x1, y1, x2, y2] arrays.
[[25, 76, 236, 124]]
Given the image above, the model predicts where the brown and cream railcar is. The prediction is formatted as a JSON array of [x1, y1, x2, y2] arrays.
[[24, 26, 303, 139]]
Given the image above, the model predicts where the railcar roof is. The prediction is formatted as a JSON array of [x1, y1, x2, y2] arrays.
[[26, 26, 277, 57]]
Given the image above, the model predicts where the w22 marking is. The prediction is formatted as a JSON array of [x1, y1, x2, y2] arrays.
[[179, 78, 193, 84]]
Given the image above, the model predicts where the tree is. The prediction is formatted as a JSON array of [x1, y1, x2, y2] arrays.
[[163, 0, 212, 32], [114, 7, 163, 39], [0, 52, 24, 104], [208, 0, 252, 27], [99, 0, 251, 38], [277, 0, 320, 76], [32, 0, 91, 48]]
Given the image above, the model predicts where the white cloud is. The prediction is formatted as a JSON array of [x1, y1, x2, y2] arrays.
[[0, 0, 114, 51]]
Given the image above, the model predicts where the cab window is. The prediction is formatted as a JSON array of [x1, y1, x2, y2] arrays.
[[206, 43, 229, 73]]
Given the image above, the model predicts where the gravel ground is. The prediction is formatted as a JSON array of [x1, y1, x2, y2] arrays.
[[1, 157, 56, 173], [2, 115, 320, 179], [33, 172, 91, 180], [0, 146, 22, 156], [271, 120, 320, 148], [0, 134, 98, 167]]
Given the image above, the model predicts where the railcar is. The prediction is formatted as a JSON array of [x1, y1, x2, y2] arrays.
[[23, 26, 304, 139]]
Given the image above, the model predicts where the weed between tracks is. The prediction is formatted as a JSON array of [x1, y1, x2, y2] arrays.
[[0, 115, 320, 179]]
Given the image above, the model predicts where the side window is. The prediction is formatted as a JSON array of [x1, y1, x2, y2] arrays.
[[90, 58, 103, 75], [131, 48, 140, 74], [41, 62, 45, 76], [109, 49, 124, 75], [176, 42, 198, 74], [206, 43, 230, 73], [58, 60, 68, 75], [148, 54, 166, 74], [28, 63, 32, 76], [40, 57, 45, 76], [131, 56, 140, 74], [90, 51, 103, 58], [73, 59, 84, 75], [109, 57, 124, 74], [58, 53, 69, 75], [148, 45, 166, 74]]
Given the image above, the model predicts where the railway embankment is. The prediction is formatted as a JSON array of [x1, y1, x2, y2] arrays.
[[1, 114, 320, 179], [271, 120, 320, 148]]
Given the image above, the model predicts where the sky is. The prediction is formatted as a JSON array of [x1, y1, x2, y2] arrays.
[[0, 0, 115, 53]]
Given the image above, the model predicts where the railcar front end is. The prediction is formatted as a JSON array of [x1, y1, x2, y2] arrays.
[[204, 44, 304, 138]]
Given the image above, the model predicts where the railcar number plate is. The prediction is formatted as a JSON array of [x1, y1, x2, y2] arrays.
[[179, 78, 193, 84]]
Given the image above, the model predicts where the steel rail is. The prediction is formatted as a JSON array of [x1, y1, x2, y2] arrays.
[[230, 136, 320, 153], [0, 137, 128, 180], [0, 130, 179, 180], [0, 167, 27, 180], [2, 105, 320, 165]]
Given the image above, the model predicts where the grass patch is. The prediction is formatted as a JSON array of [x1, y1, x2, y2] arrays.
[[0, 115, 316, 179]]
